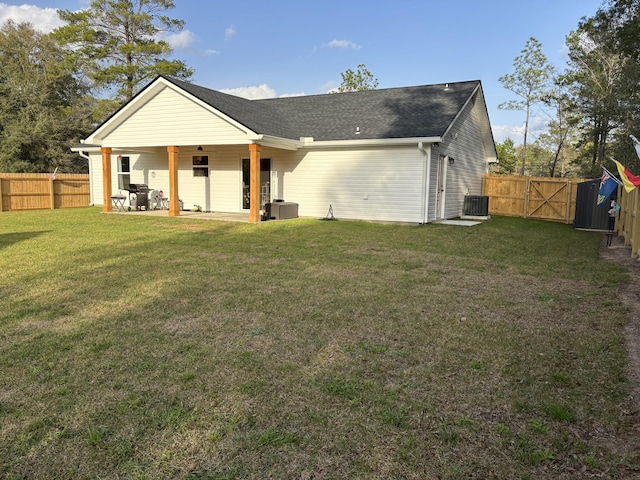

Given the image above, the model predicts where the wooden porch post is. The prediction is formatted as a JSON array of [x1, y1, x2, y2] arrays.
[[168, 145, 180, 217], [249, 143, 261, 223], [101, 147, 113, 212]]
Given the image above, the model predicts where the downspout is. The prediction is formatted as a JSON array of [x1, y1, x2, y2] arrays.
[[78, 151, 94, 206], [418, 142, 431, 224]]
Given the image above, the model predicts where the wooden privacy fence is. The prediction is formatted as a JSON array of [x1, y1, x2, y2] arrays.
[[482, 174, 589, 224], [615, 185, 640, 257], [0, 173, 90, 212]]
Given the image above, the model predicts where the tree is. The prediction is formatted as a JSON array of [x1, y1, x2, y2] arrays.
[[522, 142, 555, 177], [52, 0, 193, 110], [493, 138, 519, 174], [564, 23, 624, 175], [573, 0, 640, 172], [498, 37, 554, 175], [336, 64, 379, 92], [0, 21, 93, 173], [539, 78, 580, 177]]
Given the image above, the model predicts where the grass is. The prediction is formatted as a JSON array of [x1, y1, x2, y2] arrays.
[[0, 207, 638, 479]]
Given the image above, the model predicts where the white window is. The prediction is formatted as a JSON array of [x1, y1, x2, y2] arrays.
[[117, 156, 130, 190], [193, 155, 209, 177]]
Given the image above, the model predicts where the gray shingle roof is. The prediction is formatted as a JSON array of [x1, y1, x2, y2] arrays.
[[164, 77, 481, 142]]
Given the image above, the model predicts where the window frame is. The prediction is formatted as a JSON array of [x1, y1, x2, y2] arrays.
[[193, 155, 209, 177], [117, 155, 130, 190]]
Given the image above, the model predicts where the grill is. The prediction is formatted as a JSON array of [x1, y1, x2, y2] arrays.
[[126, 183, 149, 210]]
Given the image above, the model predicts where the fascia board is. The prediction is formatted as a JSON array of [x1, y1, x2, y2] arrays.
[[301, 137, 442, 149], [441, 83, 480, 142], [476, 87, 499, 162], [71, 144, 101, 152], [70, 145, 161, 154], [440, 83, 498, 163], [256, 135, 304, 151]]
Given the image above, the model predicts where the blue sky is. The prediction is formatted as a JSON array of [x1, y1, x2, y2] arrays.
[[0, 0, 605, 143]]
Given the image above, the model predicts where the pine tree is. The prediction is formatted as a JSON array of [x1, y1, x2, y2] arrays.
[[52, 0, 193, 111]]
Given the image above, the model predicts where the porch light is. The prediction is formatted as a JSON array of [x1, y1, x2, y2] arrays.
[[448, 157, 455, 166], [197, 145, 203, 151]]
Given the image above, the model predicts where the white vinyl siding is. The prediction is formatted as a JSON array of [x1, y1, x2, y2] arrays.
[[277, 146, 424, 222], [90, 144, 433, 222], [432, 92, 491, 220], [89, 156, 103, 206], [101, 87, 251, 148]]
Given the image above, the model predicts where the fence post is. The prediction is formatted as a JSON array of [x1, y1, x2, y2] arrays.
[[565, 180, 570, 224], [632, 189, 639, 257], [615, 185, 624, 236], [523, 177, 530, 218], [0, 176, 3, 212], [49, 177, 55, 209]]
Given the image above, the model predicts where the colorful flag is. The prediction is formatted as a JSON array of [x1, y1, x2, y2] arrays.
[[612, 159, 640, 193], [597, 167, 620, 207]]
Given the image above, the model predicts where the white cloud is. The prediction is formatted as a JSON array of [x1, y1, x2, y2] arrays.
[[327, 39, 361, 49], [492, 116, 549, 145], [219, 84, 307, 99], [162, 29, 196, 49], [225, 25, 236, 40], [203, 49, 220, 56], [492, 125, 524, 144], [220, 84, 277, 100], [320, 80, 338, 93], [0, 3, 65, 33], [279, 92, 305, 98]]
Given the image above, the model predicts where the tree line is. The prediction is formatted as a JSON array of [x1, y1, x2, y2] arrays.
[[495, 0, 640, 178]]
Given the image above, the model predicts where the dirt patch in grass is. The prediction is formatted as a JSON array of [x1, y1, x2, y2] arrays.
[[600, 234, 640, 439]]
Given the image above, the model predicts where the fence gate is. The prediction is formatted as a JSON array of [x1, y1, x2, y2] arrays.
[[526, 179, 572, 223], [482, 174, 586, 224]]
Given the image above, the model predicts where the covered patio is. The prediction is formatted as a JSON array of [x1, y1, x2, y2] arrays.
[[100, 144, 265, 222]]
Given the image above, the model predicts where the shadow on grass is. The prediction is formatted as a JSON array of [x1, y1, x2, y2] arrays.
[[0, 231, 51, 250]]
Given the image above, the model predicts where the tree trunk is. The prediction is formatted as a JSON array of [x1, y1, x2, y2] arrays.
[[521, 103, 530, 175]]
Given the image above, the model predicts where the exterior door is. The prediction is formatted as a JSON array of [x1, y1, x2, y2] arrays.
[[242, 158, 271, 210]]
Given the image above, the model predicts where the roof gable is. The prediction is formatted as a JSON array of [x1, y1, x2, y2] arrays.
[[86, 77, 262, 146]]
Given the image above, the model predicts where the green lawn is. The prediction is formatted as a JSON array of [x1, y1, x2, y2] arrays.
[[0, 208, 637, 479]]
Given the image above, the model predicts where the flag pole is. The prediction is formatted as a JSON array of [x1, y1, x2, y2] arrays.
[[603, 165, 622, 185]]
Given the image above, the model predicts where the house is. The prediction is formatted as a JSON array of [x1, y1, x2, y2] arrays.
[[73, 76, 497, 223]]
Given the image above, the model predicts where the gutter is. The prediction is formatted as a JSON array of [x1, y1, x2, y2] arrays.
[[418, 142, 431, 224], [302, 136, 441, 149], [252, 135, 304, 151], [77, 150, 94, 206]]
